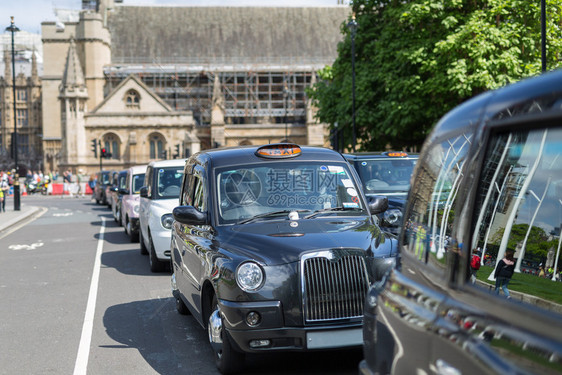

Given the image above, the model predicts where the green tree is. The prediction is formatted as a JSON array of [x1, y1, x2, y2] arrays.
[[490, 223, 555, 260], [309, 0, 562, 151]]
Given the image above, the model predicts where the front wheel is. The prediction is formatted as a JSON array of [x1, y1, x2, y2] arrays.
[[208, 295, 244, 374], [148, 232, 166, 273], [139, 228, 148, 255]]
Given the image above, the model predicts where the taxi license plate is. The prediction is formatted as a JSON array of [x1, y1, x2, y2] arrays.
[[306, 328, 362, 349]]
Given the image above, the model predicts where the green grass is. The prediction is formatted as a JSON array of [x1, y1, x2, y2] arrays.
[[476, 266, 562, 304]]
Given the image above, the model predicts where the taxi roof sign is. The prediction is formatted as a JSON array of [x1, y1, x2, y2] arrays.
[[256, 144, 302, 158], [384, 151, 409, 157]]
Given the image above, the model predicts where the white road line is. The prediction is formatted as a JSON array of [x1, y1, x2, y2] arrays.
[[73, 217, 105, 375]]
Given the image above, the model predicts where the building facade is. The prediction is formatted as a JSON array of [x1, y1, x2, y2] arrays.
[[0, 31, 43, 173], [40, 0, 349, 175]]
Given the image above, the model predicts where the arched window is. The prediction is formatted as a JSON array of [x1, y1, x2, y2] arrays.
[[149, 133, 165, 159], [103, 133, 120, 160], [125, 89, 140, 109]]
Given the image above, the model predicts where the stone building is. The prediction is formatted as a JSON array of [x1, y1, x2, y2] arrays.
[[41, 0, 349, 175], [0, 31, 43, 173]]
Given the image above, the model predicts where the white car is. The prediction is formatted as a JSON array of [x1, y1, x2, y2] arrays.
[[139, 159, 186, 272], [120, 165, 147, 242]]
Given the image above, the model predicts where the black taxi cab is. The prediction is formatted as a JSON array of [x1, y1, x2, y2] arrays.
[[345, 152, 418, 235], [170, 143, 397, 374], [360, 70, 562, 374]]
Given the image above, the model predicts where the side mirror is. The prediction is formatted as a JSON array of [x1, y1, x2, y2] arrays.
[[119, 188, 129, 195], [368, 195, 389, 215], [173, 206, 208, 226], [139, 186, 148, 198], [111, 186, 118, 192]]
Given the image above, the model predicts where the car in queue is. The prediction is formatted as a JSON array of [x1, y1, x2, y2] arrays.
[[111, 170, 128, 224], [105, 170, 119, 208], [139, 159, 186, 272], [170, 143, 397, 374], [93, 170, 114, 205], [344, 151, 418, 235], [360, 70, 562, 375], [120, 165, 147, 242]]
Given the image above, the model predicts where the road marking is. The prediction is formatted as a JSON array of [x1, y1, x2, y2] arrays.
[[73, 217, 105, 375], [8, 241, 44, 251], [53, 212, 74, 217]]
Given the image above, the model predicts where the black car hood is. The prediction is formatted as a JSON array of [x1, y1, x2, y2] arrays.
[[217, 216, 394, 266]]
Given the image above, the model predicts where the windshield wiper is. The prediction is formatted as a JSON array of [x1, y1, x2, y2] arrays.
[[237, 209, 310, 224], [304, 206, 363, 219]]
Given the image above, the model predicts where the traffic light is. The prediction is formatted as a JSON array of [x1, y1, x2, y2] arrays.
[[101, 148, 112, 159], [173, 144, 180, 159], [91, 139, 97, 157]]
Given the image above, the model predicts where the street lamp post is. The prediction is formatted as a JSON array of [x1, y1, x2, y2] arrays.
[[6, 16, 20, 211], [347, 13, 358, 152]]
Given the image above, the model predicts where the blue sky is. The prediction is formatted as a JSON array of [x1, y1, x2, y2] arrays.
[[2, 0, 346, 34]]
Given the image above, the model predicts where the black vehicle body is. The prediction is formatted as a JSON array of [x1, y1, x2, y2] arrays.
[[170, 144, 397, 374], [94, 170, 113, 205], [345, 152, 418, 235], [361, 70, 562, 375]]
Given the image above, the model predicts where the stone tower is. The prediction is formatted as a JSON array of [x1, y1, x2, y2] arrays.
[[59, 38, 89, 171]]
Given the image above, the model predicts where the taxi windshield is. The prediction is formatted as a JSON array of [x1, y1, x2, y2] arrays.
[[216, 162, 365, 224], [354, 158, 416, 197]]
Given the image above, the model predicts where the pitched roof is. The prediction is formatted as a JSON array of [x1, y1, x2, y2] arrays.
[[107, 6, 350, 66]]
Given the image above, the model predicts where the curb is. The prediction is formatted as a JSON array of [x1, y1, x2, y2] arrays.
[[0, 206, 46, 235]]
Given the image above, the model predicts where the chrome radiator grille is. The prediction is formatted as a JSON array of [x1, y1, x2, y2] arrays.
[[302, 251, 369, 323]]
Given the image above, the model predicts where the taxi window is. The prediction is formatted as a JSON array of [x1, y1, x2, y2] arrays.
[[156, 168, 183, 199], [355, 158, 417, 197], [402, 132, 473, 271], [215, 162, 365, 224], [470, 126, 562, 311], [132, 173, 145, 194]]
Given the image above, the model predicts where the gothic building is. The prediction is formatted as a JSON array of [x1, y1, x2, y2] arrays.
[[40, 0, 349, 175], [0, 32, 42, 173]]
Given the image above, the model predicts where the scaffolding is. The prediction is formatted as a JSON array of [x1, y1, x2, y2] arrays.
[[104, 64, 317, 127]]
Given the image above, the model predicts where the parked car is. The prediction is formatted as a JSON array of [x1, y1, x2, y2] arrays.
[[170, 143, 396, 374], [139, 159, 186, 272], [111, 170, 128, 224], [360, 70, 562, 375], [105, 170, 119, 208], [120, 165, 147, 242], [345, 151, 418, 235], [93, 170, 114, 205]]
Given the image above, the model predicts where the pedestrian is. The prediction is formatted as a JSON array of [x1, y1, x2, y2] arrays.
[[62, 170, 69, 197], [494, 249, 515, 298], [539, 265, 546, 278], [470, 249, 481, 283], [0, 176, 8, 212]]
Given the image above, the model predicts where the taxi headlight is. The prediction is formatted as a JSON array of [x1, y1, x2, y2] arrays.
[[133, 205, 140, 214], [383, 209, 402, 225], [161, 213, 174, 229], [236, 262, 264, 292]]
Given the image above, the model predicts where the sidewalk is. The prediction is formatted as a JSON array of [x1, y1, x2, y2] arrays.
[[0, 203, 44, 233]]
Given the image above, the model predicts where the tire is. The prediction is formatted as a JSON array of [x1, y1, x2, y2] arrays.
[[208, 295, 244, 374], [148, 232, 166, 273], [175, 291, 190, 315], [127, 220, 139, 243], [139, 228, 148, 255]]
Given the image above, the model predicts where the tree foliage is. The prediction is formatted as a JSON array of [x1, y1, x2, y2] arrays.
[[309, 0, 562, 151]]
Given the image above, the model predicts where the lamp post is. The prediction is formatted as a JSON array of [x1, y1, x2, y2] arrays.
[[283, 84, 289, 141], [541, 0, 546, 72], [6, 16, 20, 211], [347, 13, 358, 152]]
